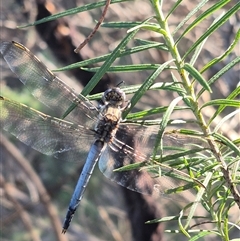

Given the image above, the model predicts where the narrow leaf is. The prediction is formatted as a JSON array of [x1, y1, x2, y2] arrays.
[[208, 86, 240, 125], [197, 56, 240, 98], [173, 0, 209, 36], [213, 133, 240, 156], [183, 63, 211, 92], [200, 99, 240, 110], [176, 0, 230, 42], [81, 64, 175, 73], [19, 0, 131, 27], [183, 3, 240, 59], [122, 59, 175, 118]]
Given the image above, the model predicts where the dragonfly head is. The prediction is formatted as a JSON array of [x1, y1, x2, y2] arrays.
[[102, 88, 126, 107]]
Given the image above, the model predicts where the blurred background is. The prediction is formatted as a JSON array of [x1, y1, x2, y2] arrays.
[[0, 0, 239, 241]]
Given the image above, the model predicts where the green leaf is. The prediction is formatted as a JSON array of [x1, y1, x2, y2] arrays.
[[122, 59, 175, 118], [200, 29, 240, 74], [173, 0, 209, 36], [189, 231, 216, 241], [146, 215, 207, 224], [200, 99, 240, 110], [208, 86, 240, 125], [183, 2, 240, 59], [184, 171, 213, 229], [81, 63, 176, 73], [197, 56, 240, 98], [126, 106, 190, 120], [54, 42, 168, 72], [159, 148, 208, 163], [18, 0, 131, 27], [128, 23, 167, 36], [175, 0, 230, 42], [134, 38, 168, 51], [101, 21, 141, 28], [189, 37, 208, 66], [152, 96, 183, 158], [183, 63, 211, 92], [178, 210, 191, 237], [166, 0, 183, 19], [213, 133, 240, 156]]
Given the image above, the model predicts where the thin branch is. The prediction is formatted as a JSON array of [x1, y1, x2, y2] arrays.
[[74, 0, 111, 53], [0, 133, 69, 241], [99, 206, 124, 241], [0, 175, 41, 241]]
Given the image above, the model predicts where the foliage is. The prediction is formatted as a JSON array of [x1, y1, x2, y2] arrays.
[[1, 0, 239, 241]]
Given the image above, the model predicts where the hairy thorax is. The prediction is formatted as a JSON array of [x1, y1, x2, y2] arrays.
[[94, 104, 122, 143]]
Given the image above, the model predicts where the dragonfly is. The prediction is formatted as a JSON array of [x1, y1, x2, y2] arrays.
[[0, 41, 201, 233]]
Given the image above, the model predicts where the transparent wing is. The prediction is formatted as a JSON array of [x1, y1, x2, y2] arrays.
[[99, 124, 203, 199], [0, 41, 99, 127], [0, 96, 94, 162]]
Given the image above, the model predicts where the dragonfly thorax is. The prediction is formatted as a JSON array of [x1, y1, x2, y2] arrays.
[[95, 104, 121, 143]]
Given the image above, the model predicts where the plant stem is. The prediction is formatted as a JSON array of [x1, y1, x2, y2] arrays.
[[150, 0, 240, 208]]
